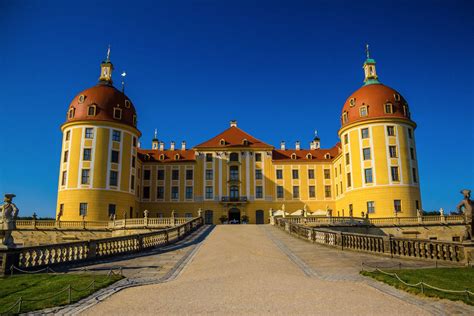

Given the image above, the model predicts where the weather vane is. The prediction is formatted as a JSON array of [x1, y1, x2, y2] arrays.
[[365, 43, 370, 59], [121, 71, 126, 92], [106, 44, 111, 62], [154, 128, 158, 139]]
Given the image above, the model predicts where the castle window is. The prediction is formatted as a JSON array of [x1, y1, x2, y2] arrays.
[[347, 172, 352, 187], [112, 130, 121, 142], [359, 106, 368, 117], [206, 153, 213, 162], [78, 94, 86, 103], [143, 186, 150, 199], [308, 169, 315, 179], [361, 128, 369, 139], [63, 150, 69, 163], [309, 186, 315, 198], [133, 137, 137, 147], [349, 98, 356, 107], [394, 93, 401, 101], [410, 147, 415, 160], [143, 170, 151, 180], [79, 203, 88, 216], [306, 153, 313, 159], [292, 169, 299, 179], [367, 201, 375, 214], [157, 186, 164, 199], [276, 169, 283, 179], [172, 169, 179, 180], [205, 169, 213, 180], [324, 169, 330, 179], [391, 166, 400, 182], [389, 146, 397, 158], [242, 139, 249, 146], [277, 186, 284, 199], [407, 128, 413, 139], [387, 126, 395, 136], [230, 166, 239, 180], [229, 152, 239, 162], [394, 199, 402, 212], [109, 171, 118, 186], [344, 134, 348, 144], [364, 168, 373, 183], [87, 104, 97, 116], [174, 153, 180, 160], [186, 169, 193, 180], [108, 204, 116, 218], [157, 169, 165, 180], [220, 139, 226, 146], [403, 105, 410, 117], [255, 153, 262, 161], [256, 186, 263, 199], [324, 185, 331, 198], [292, 186, 299, 199], [159, 154, 165, 160], [111, 150, 119, 163], [362, 148, 371, 160], [68, 108, 75, 119], [81, 169, 90, 185], [113, 107, 122, 120], [384, 103, 393, 114], [186, 186, 193, 200], [324, 153, 331, 159], [125, 99, 131, 108], [255, 169, 262, 179], [345, 153, 350, 165], [171, 186, 179, 200], [133, 115, 137, 126], [65, 130, 70, 141], [61, 171, 67, 186], [342, 112, 348, 124], [291, 153, 297, 160], [85, 128, 94, 139], [83, 148, 92, 161], [412, 168, 418, 183], [130, 175, 135, 190], [205, 186, 213, 199]]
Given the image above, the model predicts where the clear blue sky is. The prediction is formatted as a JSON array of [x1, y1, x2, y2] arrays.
[[1, 0, 473, 217]]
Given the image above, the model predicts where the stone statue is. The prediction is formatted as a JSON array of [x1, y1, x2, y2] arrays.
[[269, 208, 273, 217], [32, 212, 38, 220], [198, 208, 202, 218], [416, 209, 422, 217], [0, 194, 19, 248], [171, 210, 175, 218], [457, 189, 473, 241], [144, 209, 149, 218], [439, 208, 444, 217], [303, 204, 308, 217]]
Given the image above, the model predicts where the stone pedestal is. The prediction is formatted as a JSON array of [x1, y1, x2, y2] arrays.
[[462, 241, 474, 266]]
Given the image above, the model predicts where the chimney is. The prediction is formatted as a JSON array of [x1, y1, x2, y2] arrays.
[[181, 141, 186, 151], [280, 141, 286, 150], [159, 141, 164, 151], [295, 141, 300, 150], [230, 120, 237, 127], [170, 141, 175, 151]]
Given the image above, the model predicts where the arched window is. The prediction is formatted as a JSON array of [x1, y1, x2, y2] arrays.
[[78, 94, 85, 104], [324, 153, 331, 159], [229, 152, 239, 162], [219, 139, 226, 146], [174, 154, 180, 160], [242, 138, 249, 146], [125, 99, 131, 108], [291, 153, 297, 160], [384, 103, 393, 114], [113, 107, 122, 119], [349, 98, 356, 107], [306, 153, 312, 159], [342, 112, 348, 124], [68, 107, 75, 119], [394, 93, 401, 101], [159, 154, 165, 161], [87, 104, 96, 116]]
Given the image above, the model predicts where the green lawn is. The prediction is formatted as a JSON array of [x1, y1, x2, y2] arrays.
[[361, 268, 474, 305], [0, 273, 123, 314]]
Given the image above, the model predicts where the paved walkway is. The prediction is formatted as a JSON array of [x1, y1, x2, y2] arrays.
[[77, 225, 473, 315]]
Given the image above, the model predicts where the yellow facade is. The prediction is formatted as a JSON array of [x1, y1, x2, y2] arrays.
[[56, 53, 422, 223]]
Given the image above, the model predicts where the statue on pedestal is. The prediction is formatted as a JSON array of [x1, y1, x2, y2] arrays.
[[198, 208, 202, 218], [0, 194, 19, 248], [457, 189, 473, 241], [144, 209, 149, 219]]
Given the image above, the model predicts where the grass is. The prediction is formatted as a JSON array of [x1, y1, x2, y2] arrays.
[[361, 267, 474, 306], [0, 273, 123, 314]]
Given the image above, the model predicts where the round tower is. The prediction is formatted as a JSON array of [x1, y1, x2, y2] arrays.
[[56, 49, 141, 221], [337, 48, 421, 217]]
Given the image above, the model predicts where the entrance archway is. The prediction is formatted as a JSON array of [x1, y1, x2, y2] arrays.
[[204, 210, 214, 224], [256, 210, 264, 224], [228, 208, 240, 223]]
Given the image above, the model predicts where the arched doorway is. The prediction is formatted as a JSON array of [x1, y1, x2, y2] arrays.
[[256, 210, 264, 224], [204, 210, 214, 224], [228, 208, 240, 224]]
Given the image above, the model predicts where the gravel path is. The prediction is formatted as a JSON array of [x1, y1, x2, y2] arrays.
[[84, 225, 432, 315]]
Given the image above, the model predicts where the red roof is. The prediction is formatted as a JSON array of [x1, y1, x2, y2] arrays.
[[272, 143, 341, 161], [137, 149, 196, 163], [195, 126, 273, 149]]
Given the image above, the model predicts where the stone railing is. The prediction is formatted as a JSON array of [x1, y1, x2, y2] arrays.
[[14, 217, 192, 230], [0, 217, 203, 275], [274, 217, 471, 264], [279, 214, 465, 227]]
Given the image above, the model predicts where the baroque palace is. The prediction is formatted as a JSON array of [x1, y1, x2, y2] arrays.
[[57, 49, 421, 224]]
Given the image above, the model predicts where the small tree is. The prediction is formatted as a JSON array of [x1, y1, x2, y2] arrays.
[[219, 215, 228, 224]]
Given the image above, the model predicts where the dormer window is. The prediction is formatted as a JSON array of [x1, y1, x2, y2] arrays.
[[125, 99, 131, 108], [68, 108, 75, 119], [242, 139, 249, 146], [384, 103, 393, 114], [403, 104, 410, 117], [324, 153, 331, 159], [87, 104, 97, 116], [359, 106, 368, 117], [306, 153, 313, 159], [349, 98, 356, 107], [219, 139, 226, 146], [291, 153, 297, 160], [174, 154, 180, 160], [159, 154, 165, 160], [78, 94, 86, 104], [113, 107, 122, 120], [342, 112, 348, 124], [394, 93, 401, 101]]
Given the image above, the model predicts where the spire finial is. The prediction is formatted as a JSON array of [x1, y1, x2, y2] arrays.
[[154, 128, 158, 139], [365, 43, 370, 59], [121, 71, 126, 92], [106, 45, 111, 62], [314, 129, 318, 137]]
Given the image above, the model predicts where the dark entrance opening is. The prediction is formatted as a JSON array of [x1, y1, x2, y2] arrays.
[[228, 208, 240, 224], [204, 210, 214, 224], [256, 210, 264, 224]]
